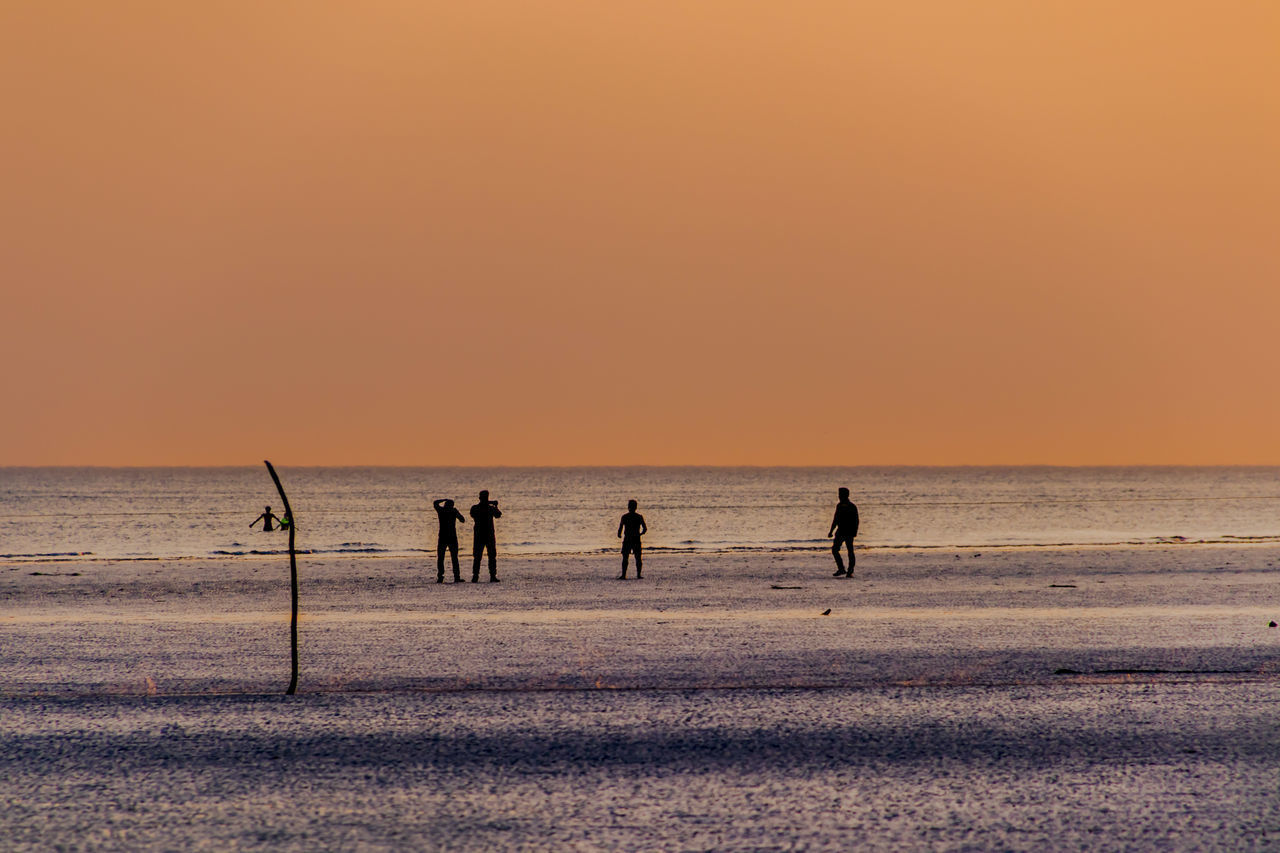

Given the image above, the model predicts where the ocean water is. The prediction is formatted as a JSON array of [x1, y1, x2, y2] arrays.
[[1, 467, 1278, 562]]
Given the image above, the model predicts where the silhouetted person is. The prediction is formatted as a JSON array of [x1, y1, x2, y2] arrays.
[[829, 487, 860, 577], [617, 499, 647, 579], [250, 506, 281, 532], [470, 490, 503, 582], [433, 498, 466, 583]]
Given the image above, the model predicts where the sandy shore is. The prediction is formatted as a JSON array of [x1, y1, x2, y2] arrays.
[[2, 546, 1278, 849]]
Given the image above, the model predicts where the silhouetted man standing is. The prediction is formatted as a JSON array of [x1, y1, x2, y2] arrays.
[[433, 498, 466, 583], [829, 487, 860, 577], [470, 490, 503, 582], [617, 499, 647, 580]]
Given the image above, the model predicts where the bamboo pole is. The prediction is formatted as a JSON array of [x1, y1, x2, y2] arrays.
[[264, 460, 298, 695]]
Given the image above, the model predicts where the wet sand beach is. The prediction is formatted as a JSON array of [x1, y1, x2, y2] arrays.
[[2, 546, 1278, 849]]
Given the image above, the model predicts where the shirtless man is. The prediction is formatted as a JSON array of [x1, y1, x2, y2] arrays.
[[249, 506, 281, 532], [617, 499, 647, 580]]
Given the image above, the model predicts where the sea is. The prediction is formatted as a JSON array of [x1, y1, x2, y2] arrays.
[[1, 467, 1278, 562]]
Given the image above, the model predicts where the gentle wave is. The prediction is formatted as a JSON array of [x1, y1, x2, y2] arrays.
[[209, 546, 432, 557], [0, 551, 94, 559]]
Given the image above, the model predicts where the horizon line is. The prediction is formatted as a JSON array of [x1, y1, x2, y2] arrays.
[[3, 463, 1280, 470]]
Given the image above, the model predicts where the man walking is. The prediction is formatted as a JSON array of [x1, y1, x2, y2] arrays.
[[828, 487, 860, 577], [470, 490, 503, 582], [617, 499, 647, 579], [432, 498, 465, 583]]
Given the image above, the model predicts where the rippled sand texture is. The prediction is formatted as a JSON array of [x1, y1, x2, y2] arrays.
[[2, 546, 1279, 850]]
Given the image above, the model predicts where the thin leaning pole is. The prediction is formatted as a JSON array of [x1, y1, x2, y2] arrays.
[[264, 460, 299, 695]]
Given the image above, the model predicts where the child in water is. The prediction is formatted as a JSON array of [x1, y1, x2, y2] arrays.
[[250, 506, 282, 532]]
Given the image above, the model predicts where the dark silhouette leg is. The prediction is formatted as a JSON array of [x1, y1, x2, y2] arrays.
[[833, 536, 855, 577], [449, 541, 461, 582], [472, 538, 482, 582], [620, 541, 642, 579], [486, 538, 498, 581], [436, 538, 446, 583]]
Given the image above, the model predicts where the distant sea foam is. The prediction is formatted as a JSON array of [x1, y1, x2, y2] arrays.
[[1, 467, 1278, 562]]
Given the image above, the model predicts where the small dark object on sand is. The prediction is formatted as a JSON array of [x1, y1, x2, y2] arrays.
[[770, 585, 803, 590], [1054, 668, 1082, 675], [1049, 584, 1077, 588], [821, 608, 831, 616], [1269, 621, 1277, 628]]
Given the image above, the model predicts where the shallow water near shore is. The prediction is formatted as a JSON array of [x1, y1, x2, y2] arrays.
[[4, 465, 1280, 560]]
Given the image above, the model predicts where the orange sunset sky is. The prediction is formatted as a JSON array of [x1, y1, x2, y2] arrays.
[[2, 2, 1277, 466]]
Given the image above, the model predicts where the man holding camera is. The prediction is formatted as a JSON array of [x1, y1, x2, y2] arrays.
[[469, 490, 504, 583]]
